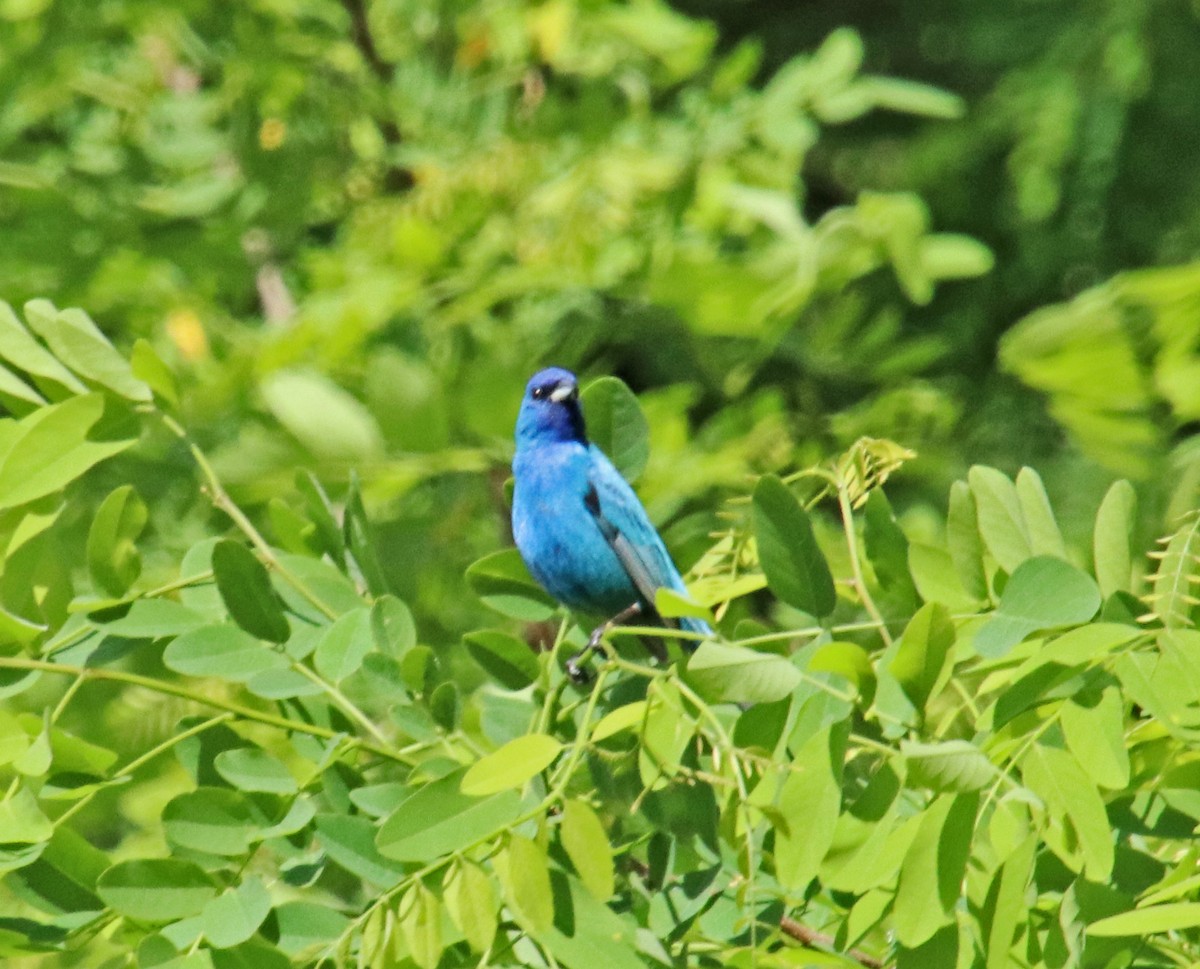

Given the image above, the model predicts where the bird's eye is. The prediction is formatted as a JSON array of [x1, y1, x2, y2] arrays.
[[531, 386, 547, 400]]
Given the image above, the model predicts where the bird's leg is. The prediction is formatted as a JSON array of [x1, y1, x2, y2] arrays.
[[566, 602, 644, 685]]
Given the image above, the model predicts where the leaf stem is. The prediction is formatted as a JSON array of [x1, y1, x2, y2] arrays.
[[54, 713, 234, 828], [290, 661, 390, 746], [836, 485, 893, 648], [0, 657, 406, 764]]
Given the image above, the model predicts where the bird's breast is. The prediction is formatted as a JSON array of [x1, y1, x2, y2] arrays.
[[512, 446, 639, 615]]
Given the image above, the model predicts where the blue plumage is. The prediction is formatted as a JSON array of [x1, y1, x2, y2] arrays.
[[511, 367, 712, 645]]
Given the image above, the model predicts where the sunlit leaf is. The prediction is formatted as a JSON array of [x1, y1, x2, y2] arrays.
[[974, 556, 1101, 658], [461, 734, 562, 795]]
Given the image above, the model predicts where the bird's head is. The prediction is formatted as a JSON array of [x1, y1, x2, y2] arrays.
[[516, 367, 587, 445]]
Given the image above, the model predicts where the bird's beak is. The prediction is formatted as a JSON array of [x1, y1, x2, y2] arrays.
[[549, 383, 576, 403]]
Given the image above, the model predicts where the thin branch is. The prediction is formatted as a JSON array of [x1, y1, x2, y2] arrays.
[[779, 917, 886, 969], [339, 0, 394, 82], [55, 714, 234, 828], [0, 657, 405, 765]]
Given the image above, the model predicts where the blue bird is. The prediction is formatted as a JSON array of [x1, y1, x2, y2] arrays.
[[512, 367, 712, 673]]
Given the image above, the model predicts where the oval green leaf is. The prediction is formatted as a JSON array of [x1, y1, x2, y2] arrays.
[[974, 556, 1102, 658], [580, 376, 650, 482], [211, 540, 290, 643], [461, 734, 562, 796], [466, 548, 557, 621], [96, 859, 217, 922], [86, 485, 148, 597], [752, 474, 836, 617]]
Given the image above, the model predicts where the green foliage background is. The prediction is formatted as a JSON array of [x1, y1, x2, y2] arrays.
[[1, 0, 1200, 967]]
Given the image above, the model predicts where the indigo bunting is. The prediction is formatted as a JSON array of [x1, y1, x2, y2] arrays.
[[512, 367, 712, 671]]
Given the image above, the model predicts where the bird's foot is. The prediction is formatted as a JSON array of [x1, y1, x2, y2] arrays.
[[567, 602, 643, 685]]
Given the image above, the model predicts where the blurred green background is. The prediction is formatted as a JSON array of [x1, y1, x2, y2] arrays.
[[2, 0, 1199, 643]]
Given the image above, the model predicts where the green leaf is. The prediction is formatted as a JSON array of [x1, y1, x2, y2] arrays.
[[12, 724, 51, 776], [590, 701, 647, 741], [903, 740, 1001, 793], [774, 726, 844, 890], [893, 793, 979, 946], [1015, 467, 1066, 558], [376, 768, 526, 862], [201, 877, 271, 949], [162, 788, 258, 856], [863, 77, 966, 120], [466, 548, 557, 621], [1087, 903, 1200, 937], [98, 599, 208, 639], [809, 640, 875, 703], [1094, 480, 1137, 597], [888, 603, 955, 711], [371, 595, 416, 658], [968, 465, 1031, 573], [497, 833, 554, 933], [24, 302, 150, 401], [946, 481, 988, 600], [178, 538, 225, 619], [213, 748, 297, 794], [0, 361, 44, 408], [313, 607, 372, 683], [0, 394, 134, 510], [0, 604, 46, 646], [444, 860, 497, 953], [273, 901, 349, 957], [0, 711, 30, 767], [909, 542, 972, 610], [863, 490, 918, 605], [461, 733, 562, 795], [261, 369, 382, 461], [639, 680, 695, 787], [1021, 744, 1113, 879], [96, 859, 217, 922], [580, 376, 650, 482], [1150, 516, 1200, 629], [537, 871, 645, 969], [430, 681, 460, 731], [0, 786, 52, 844], [271, 553, 362, 621], [130, 338, 178, 407], [5, 826, 107, 915], [974, 556, 1102, 657], [896, 924, 959, 969], [0, 301, 87, 395], [211, 540, 290, 644], [163, 625, 288, 682], [294, 472, 345, 563], [86, 485, 147, 597], [399, 884, 442, 969], [752, 474, 836, 617], [464, 629, 541, 689], [654, 587, 713, 623], [685, 640, 802, 704], [343, 470, 388, 595], [314, 814, 405, 887], [1061, 686, 1130, 789], [983, 836, 1036, 969], [560, 799, 614, 900]]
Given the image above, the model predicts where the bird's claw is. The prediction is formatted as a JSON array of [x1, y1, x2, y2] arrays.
[[565, 653, 593, 685]]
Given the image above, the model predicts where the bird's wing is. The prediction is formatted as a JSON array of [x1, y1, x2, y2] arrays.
[[584, 447, 687, 612]]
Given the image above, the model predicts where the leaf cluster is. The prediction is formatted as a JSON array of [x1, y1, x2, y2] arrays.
[[0, 313, 1197, 969]]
